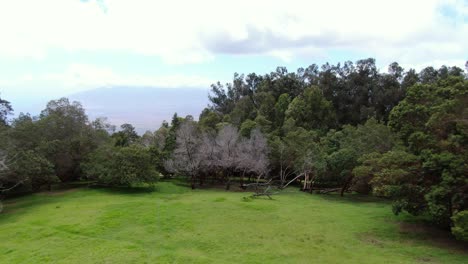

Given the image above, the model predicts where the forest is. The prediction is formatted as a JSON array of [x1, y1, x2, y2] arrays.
[[1, 58, 467, 243]]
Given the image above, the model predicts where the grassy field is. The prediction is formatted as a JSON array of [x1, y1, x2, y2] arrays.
[[0, 181, 466, 264]]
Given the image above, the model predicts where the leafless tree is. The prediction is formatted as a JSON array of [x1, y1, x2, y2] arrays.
[[164, 121, 201, 189], [166, 123, 272, 191], [198, 131, 218, 184], [236, 129, 269, 183], [214, 125, 241, 189]]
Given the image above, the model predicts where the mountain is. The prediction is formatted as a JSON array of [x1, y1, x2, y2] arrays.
[[70, 86, 210, 134]]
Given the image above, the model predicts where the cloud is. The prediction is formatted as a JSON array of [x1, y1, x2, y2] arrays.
[[0, 63, 215, 98], [0, 0, 466, 67], [43, 63, 214, 88]]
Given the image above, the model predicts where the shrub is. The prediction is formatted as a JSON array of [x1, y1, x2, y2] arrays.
[[451, 211, 468, 241], [83, 145, 158, 187]]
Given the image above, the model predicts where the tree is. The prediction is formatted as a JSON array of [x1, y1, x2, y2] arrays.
[[274, 93, 291, 129], [198, 108, 222, 132], [239, 119, 257, 138], [236, 129, 269, 185], [388, 77, 467, 230], [0, 94, 13, 126], [83, 144, 158, 187], [285, 86, 336, 131], [451, 211, 468, 241], [214, 125, 240, 188], [164, 120, 201, 189], [113, 123, 139, 147], [354, 151, 424, 215], [38, 98, 94, 182], [8, 150, 57, 191], [322, 118, 398, 194]]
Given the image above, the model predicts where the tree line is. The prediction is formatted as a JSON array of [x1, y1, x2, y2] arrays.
[[0, 58, 466, 241]]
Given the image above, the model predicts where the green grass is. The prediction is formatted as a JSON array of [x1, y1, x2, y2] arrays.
[[0, 182, 466, 264]]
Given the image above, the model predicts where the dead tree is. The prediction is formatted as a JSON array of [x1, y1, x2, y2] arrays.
[[164, 121, 201, 189], [215, 125, 240, 190], [242, 178, 278, 199], [237, 129, 269, 179], [198, 131, 218, 185]]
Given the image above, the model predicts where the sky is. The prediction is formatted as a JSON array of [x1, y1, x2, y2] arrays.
[[0, 0, 467, 115]]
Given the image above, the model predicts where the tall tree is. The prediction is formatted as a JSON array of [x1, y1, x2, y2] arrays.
[[0, 94, 13, 126]]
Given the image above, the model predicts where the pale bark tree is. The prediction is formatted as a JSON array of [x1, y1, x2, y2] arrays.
[[214, 125, 241, 189], [198, 131, 218, 184], [164, 121, 201, 189], [236, 129, 269, 183]]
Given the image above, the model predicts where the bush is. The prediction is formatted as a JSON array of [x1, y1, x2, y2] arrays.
[[83, 145, 159, 187], [451, 211, 468, 241]]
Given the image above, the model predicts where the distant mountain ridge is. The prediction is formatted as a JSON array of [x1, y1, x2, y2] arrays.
[[70, 86, 210, 134]]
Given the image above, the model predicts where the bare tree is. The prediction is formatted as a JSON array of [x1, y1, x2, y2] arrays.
[[215, 125, 240, 189], [164, 121, 201, 189], [198, 131, 218, 184], [237, 129, 269, 181]]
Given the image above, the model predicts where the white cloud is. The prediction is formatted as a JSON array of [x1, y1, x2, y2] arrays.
[[0, 0, 466, 66], [43, 63, 214, 88]]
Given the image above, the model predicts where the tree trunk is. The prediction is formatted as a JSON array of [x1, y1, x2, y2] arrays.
[[303, 173, 308, 191], [341, 176, 353, 197], [308, 173, 314, 193], [191, 174, 196, 189], [240, 169, 246, 187]]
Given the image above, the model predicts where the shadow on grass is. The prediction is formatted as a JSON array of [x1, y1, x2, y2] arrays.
[[0, 193, 59, 223], [0, 183, 87, 219], [397, 221, 468, 255], [371, 217, 468, 255], [313, 192, 392, 204], [89, 185, 156, 195]]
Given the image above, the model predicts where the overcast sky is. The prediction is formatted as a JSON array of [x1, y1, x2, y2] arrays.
[[0, 0, 467, 113]]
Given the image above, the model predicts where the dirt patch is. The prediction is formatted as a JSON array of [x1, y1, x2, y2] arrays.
[[399, 222, 468, 254]]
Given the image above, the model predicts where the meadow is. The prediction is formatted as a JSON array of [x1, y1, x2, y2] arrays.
[[0, 182, 466, 264]]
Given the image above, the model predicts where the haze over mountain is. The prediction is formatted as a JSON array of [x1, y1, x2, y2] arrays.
[[70, 87, 209, 134]]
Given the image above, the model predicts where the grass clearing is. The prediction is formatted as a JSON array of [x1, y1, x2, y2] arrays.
[[0, 181, 467, 263]]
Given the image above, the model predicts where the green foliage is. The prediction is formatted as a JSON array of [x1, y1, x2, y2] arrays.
[[9, 150, 57, 191], [38, 98, 95, 182], [198, 108, 222, 131], [388, 77, 467, 228], [112, 123, 139, 147], [451, 211, 468, 241], [83, 145, 158, 187], [255, 92, 276, 121], [285, 86, 336, 131], [254, 114, 272, 134], [274, 93, 291, 128], [354, 151, 424, 215], [322, 118, 398, 191], [239, 119, 257, 137]]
